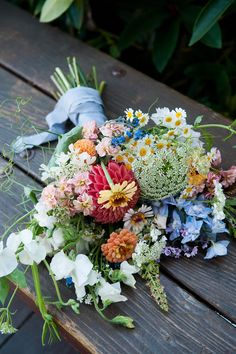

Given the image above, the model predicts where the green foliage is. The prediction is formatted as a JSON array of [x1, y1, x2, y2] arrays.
[[40, 0, 74, 23], [189, 0, 234, 46], [7, 269, 27, 289], [0, 277, 9, 305], [10, 0, 236, 118]]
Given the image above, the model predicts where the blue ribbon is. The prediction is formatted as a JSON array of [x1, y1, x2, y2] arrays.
[[12, 87, 107, 153]]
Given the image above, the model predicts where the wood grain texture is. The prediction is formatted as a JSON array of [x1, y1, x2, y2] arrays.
[[1, 158, 236, 353], [0, 313, 78, 354], [0, 38, 236, 324], [0, 296, 33, 346], [0, 0, 235, 166]]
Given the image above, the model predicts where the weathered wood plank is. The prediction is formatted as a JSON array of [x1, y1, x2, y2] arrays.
[[0, 0, 235, 166], [0, 313, 78, 354], [0, 296, 33, 346], [0, 53, 236, 324], [1, 158, 236, 353]]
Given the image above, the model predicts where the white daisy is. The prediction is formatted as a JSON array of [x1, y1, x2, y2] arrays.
[[123, 205, 154, 233], [124, 108, 134, 121]]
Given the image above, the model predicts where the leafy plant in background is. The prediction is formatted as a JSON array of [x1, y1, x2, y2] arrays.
[[8, 0, 236, 118]]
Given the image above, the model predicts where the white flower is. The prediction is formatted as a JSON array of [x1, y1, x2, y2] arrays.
[[97, 279, 127, 304], [0, 241, 18, 277], [204, 241, 229, 259], [150, 227, 162, 242], [120, 261, 139, 288], [48, 228, 65, 250], [7, 230, 47, 266], [72, 255, 100, 301], [212, 180, 226, 221], [123, 205, 153, 233], [124, 108, 134, 121], [34, 201, 56, 229], [50, 251, 74, 280]]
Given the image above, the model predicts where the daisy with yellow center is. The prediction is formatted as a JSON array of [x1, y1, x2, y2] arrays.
[[144, 136, 153, 145], [135, 109, 143, 118], [174, 108, 186, 119], [98, 181, 137, 210], [115, 154, 125, 163], [156, 141, 166, 149], [125, 108, 134, 121], [139, 113, 149, 127], [123, 205, 154, 233]]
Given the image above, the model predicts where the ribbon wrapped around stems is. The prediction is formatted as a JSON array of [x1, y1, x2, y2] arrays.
[[12, 87, 107, 153]]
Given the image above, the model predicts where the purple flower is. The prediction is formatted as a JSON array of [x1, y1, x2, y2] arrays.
[[183, 245, 198, 258]]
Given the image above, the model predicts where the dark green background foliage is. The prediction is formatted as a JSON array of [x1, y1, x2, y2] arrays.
[[9, 0, 236, 118]]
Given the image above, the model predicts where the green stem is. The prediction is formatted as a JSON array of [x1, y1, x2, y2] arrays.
[[31, 263, 47, 315], [196, 124, 236, 135], [101, 161, 114, 188], [7, 285, 19, 309], [43, 260, 64, 305], [1, 210, 33, 240]]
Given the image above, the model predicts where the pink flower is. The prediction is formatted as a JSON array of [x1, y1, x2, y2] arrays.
[[96, 137, 120, 157], [205, 172, 221, 198], [211, 148, 222, 167], [221, 166, 236, 188], [100, 122, 125, 137], [69, 172, 91, 194], [73, 193, 94, 216], [41, 184, 58, 209], [82, 121, 99, 141], [57, 178, 73, 198]]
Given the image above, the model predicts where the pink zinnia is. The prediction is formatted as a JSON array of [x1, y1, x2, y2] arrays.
[[88, 161, 140, 224]]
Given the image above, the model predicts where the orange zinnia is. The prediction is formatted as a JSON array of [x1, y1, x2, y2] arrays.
[[74, 139, 97, 156]]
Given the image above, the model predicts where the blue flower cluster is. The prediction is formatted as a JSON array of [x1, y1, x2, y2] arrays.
[[152, 196, 229, 259]]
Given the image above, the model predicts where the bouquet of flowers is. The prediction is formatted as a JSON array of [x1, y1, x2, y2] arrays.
[[0, 58, 235, 344]]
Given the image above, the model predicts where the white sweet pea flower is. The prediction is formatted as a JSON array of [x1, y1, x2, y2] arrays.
[[120, 261, 139, 288], [71, 254, 99, 301], [150, 227, 162, 242], [7, 230, 47, 266], [97, 279, 127, 304], [50, 250, 74, 280], [47, 228, 65, 251], [0, 241, 18, 277], [34, 201, 56, 229], [204, 241, 229, 260]]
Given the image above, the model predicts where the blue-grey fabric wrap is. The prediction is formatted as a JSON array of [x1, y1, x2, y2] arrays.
[[13, 87, 107, 153]]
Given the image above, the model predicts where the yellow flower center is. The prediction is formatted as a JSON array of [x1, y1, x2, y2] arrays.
[[176, 112, 182, 118], [127, 111, 133, 118], [139, 147, 147, 157], [131, 212, 145, 225], [175, 120, 181, 126], [98, 181, 137, 210], [145, 137, 152, 145], [165, 116, 172, 123], [115, 154, 124, 162]]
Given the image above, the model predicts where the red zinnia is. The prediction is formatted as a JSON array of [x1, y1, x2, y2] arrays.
[[88, 161, 140, 223]]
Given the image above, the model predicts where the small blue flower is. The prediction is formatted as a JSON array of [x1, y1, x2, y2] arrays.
[[204, 217, 229, 234], [111, 137, 119, 146], [125, 130, 133, 138], [117, 136, 126, 144], [181, 216, 203, 244], [204, 240, 230, 259], [132, 118, 140, 127], [133, 129, 145, 140], [66, 277, 73, 288], [184, 202, 212, 219]]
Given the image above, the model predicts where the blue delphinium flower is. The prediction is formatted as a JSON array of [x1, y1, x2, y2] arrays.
[[184, 202, 212, 219], [204, 217, 229, 234], [181, 216, 203, 244], [204, 240, 229, 259]]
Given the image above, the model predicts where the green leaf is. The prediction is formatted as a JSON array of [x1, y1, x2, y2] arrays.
[[189, 0, 234, 46], [24, 187, 38, 205], [194, 115, 203, 126], [68, 0, 84, 30], [201, 22, 222, 48], [0, 277, 9, 305], [48, 125, 82, 167], [8, 269, 27, 289], [118, 8, 169, 50], [34, 0, 45, 16], [153, 20, 180, 73], [40, 0, 74, 23]]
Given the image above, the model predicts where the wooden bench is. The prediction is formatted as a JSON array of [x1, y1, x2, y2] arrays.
[[0, 1, 236, 353]]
